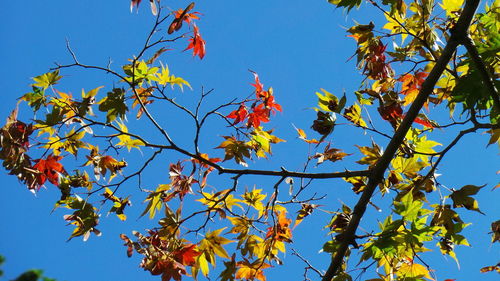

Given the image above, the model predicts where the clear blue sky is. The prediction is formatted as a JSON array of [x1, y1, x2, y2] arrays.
[[0, 1, 498, 281]]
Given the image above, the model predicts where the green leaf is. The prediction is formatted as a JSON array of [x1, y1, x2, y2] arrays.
[[394, 191, 423, 221], [32, 70, 62, 89], [21, 87, 47, 112], [98, 88, 128, 123]]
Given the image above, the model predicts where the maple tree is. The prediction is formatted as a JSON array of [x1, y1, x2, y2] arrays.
[[1, 0, 499, 281]]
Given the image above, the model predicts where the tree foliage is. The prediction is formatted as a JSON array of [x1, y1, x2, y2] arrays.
[[2, 0, 499, 280]]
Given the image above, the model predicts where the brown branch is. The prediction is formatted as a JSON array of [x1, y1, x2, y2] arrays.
[[321, 0, 481, 280]]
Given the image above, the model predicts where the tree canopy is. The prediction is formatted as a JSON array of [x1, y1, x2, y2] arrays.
[[1, 0, 499, 281]]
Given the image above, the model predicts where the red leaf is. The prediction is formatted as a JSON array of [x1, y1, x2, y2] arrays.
[[250, 71, 264, 95], [227, 104, 248, 124], [413, 116, 434, 128], [33, 154, 66, 189], [173, 244, 201, 266], [378, 102, 403, 127], [247, 104, 270, 128], [184, 24, 206, 59]]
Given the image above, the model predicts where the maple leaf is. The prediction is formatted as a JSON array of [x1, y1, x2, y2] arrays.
[[198, 228, 234, 262], [294, 126, 320, 144], [185, 24, 206, 59], [235, 259, 271, 281], [242, 188, 267, 216], [115, 121, 145, 151], [247, 127, 285, 158], [378, 102, 403, 128], [173, 244, 201, 266], [356, 141, 383, 168], [247, 104, 270, 128], [98, 88, 128, 123], [33, 154, 67, 189], [313, 143, 351, 164], [31, 70, 62, 89], [131, 87, 155, 119], [168, 2, 196, 34], [449, 184, 486, 214], [363, 40, 393, 80], [261, 88, 282, 113], [266, 211, 293, 243], [399, 71, 428, 107], [250, 71, 264, 96], [169, 162, 197, 200], [217, 136, 252, 166], [344, 103, 367, 127], [397, 260, 434, 280], [227, 104, 248, 125], [103, 187, 131, 221], [84, 147, 127, 180]]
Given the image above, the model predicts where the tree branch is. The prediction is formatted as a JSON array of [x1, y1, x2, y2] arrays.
[[321, 1, 481, 279]]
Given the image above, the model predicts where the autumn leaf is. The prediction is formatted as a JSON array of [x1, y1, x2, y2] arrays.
[[227, 104, 248, 125], [399, 71, 428, 107], [491, 220, 500, 243], [313, 143, 351, 164], [356, 141, 383, 168], [294, 125, 320, 144], [57, 195, 101, 241], [294, 203, 319, 227], [266, 211, 293, 243], [247, 127, 285, 158], [33, 154, 67, 189], [103, 187, 131, 221], [311, 111, 336, 138], [344, 103, 367, 127], [217, 136, 252, 166], [168, 2, 196, 34], [115, 121, 145, 151], [242, 188, 267, 217], [198, 228, 234, 262], [185, 24, 206, 59], [397, 260, 434, 280], [84, 147, 127, 180], [235, 259, 271, 281], [247, 104, 270, 128], [156, 63, 192, 91], [173, 244, 201, 266], [449, 184, 486, 214], [316, 88, 347, 113], [480, 262, 500, 273]]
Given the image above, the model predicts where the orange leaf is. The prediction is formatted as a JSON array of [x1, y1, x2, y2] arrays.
[[235, 259, 271, 281], [399, 71, 428, 108], [266, 211, 293, 242], [33, 154, 66, 189]]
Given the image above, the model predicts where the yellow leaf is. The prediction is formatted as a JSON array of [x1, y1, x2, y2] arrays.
[[440, 0, 464, 17], [397, 262, 434, 280]]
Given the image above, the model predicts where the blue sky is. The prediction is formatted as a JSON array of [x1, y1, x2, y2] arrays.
[[0, 1, 498, 281]]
